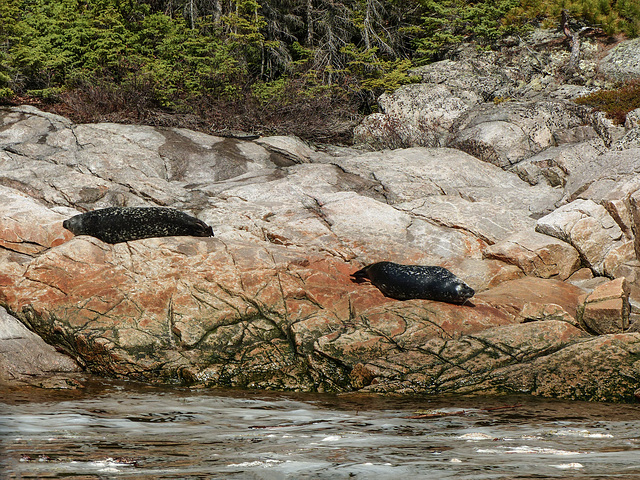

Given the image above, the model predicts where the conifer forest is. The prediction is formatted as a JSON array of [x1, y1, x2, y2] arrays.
[[1, 0, 638, 141]]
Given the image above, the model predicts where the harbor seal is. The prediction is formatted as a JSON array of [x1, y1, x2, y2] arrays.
[[63, 207, 214, 244], [351, 261, 475, 304]]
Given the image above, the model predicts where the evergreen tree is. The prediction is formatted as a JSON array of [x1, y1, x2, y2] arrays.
[[0, 0, 638, 141]]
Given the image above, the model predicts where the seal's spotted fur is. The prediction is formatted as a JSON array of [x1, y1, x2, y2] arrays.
[[352, 261, 474, 304], [63, 207, 213, 244]]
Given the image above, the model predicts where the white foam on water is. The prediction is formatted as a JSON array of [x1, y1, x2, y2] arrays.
[[458, 432, 496, 441], [551, 463, 584, 469], [227, 459, 284, 468], [476, 446, 585, 455], [552, 429, 614, 438]]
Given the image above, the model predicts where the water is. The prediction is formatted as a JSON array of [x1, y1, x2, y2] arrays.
[[1, 378, 640, 479]]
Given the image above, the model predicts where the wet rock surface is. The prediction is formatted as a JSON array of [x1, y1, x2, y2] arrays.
[[0, 307, 82, 388], [1, 29, 640, 401]]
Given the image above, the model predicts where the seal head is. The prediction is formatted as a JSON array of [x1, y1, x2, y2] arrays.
[[351, 261, 475, 304], [63, 207, 214, 244]]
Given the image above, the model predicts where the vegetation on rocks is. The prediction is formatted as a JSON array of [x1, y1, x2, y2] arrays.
[[0, 0, 638, 142], [576, 80, 640, 124]]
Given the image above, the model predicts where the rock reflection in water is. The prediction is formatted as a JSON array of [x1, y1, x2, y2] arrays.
[[1, 378, 640, 479]]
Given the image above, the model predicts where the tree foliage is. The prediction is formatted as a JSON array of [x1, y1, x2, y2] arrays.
[[0, 0, 638, 141], [514, 0, 640, 37]]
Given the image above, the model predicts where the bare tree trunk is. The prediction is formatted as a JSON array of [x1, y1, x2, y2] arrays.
[[211, 0, 222, 23], [562, 10, 580, 75], [188, 0, 196, 29], [306, 0, 314, 46], [363, 0, 394, 56], [163, 0, 174, 17], [363, 0, 371, 50]]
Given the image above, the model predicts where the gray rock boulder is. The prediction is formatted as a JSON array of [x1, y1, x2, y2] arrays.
[[626, 108, 640, 129], [0, 185, 73, 255], [564, 147, 640, 203], [536, 199, 628, 276], [353, 28, 608, 153], [591, 111, 627, 147], [599, 37, 640, 81], [397, 196, 538, 245], [580, 277, 630, 335], [484, 230, 581, 280], [510, 138, 607, 187], [0, 307, 82, 388], [328, 147, 561, 215], [612, 128, 640, 151], [449, 100, 591, 168], [408, 55, 517, 100], [353, 83, 482, 149], [254, 135, 321, 164], [352, 49, 526, 151]]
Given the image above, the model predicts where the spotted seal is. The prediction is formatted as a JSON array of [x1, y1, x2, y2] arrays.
[[63, 207, 214, 244], [351, 261, 475, 304]]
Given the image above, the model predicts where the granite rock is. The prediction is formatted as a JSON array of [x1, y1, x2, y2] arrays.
[[3, 38, 640, 403]]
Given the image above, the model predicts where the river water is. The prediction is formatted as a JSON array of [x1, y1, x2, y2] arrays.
[[1, 378, 639, 479]]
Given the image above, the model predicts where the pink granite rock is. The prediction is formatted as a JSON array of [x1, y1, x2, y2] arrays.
[[475, 277, 584, 325], [484, 230, 581, 280], [580, 277, 630, 334], [1, 105, 640, 402]]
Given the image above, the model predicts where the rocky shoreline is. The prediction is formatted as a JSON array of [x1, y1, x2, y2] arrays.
[[1, 30, 640, 402]]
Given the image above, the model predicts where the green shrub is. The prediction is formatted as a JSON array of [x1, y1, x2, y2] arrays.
[[414, 0, 526, 61], [342, 45, 417, 99], [26, 87, 63, 101], [0, 87, 14, 99], [251, 78, 289, 105], [509, 0, 640, 37]]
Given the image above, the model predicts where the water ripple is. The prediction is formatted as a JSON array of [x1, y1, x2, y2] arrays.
[[1, 378, 640, 479]]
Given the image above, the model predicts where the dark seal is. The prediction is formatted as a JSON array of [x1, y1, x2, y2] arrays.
[[351, 261, 475, 304], [63, 207, 214, 244]]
